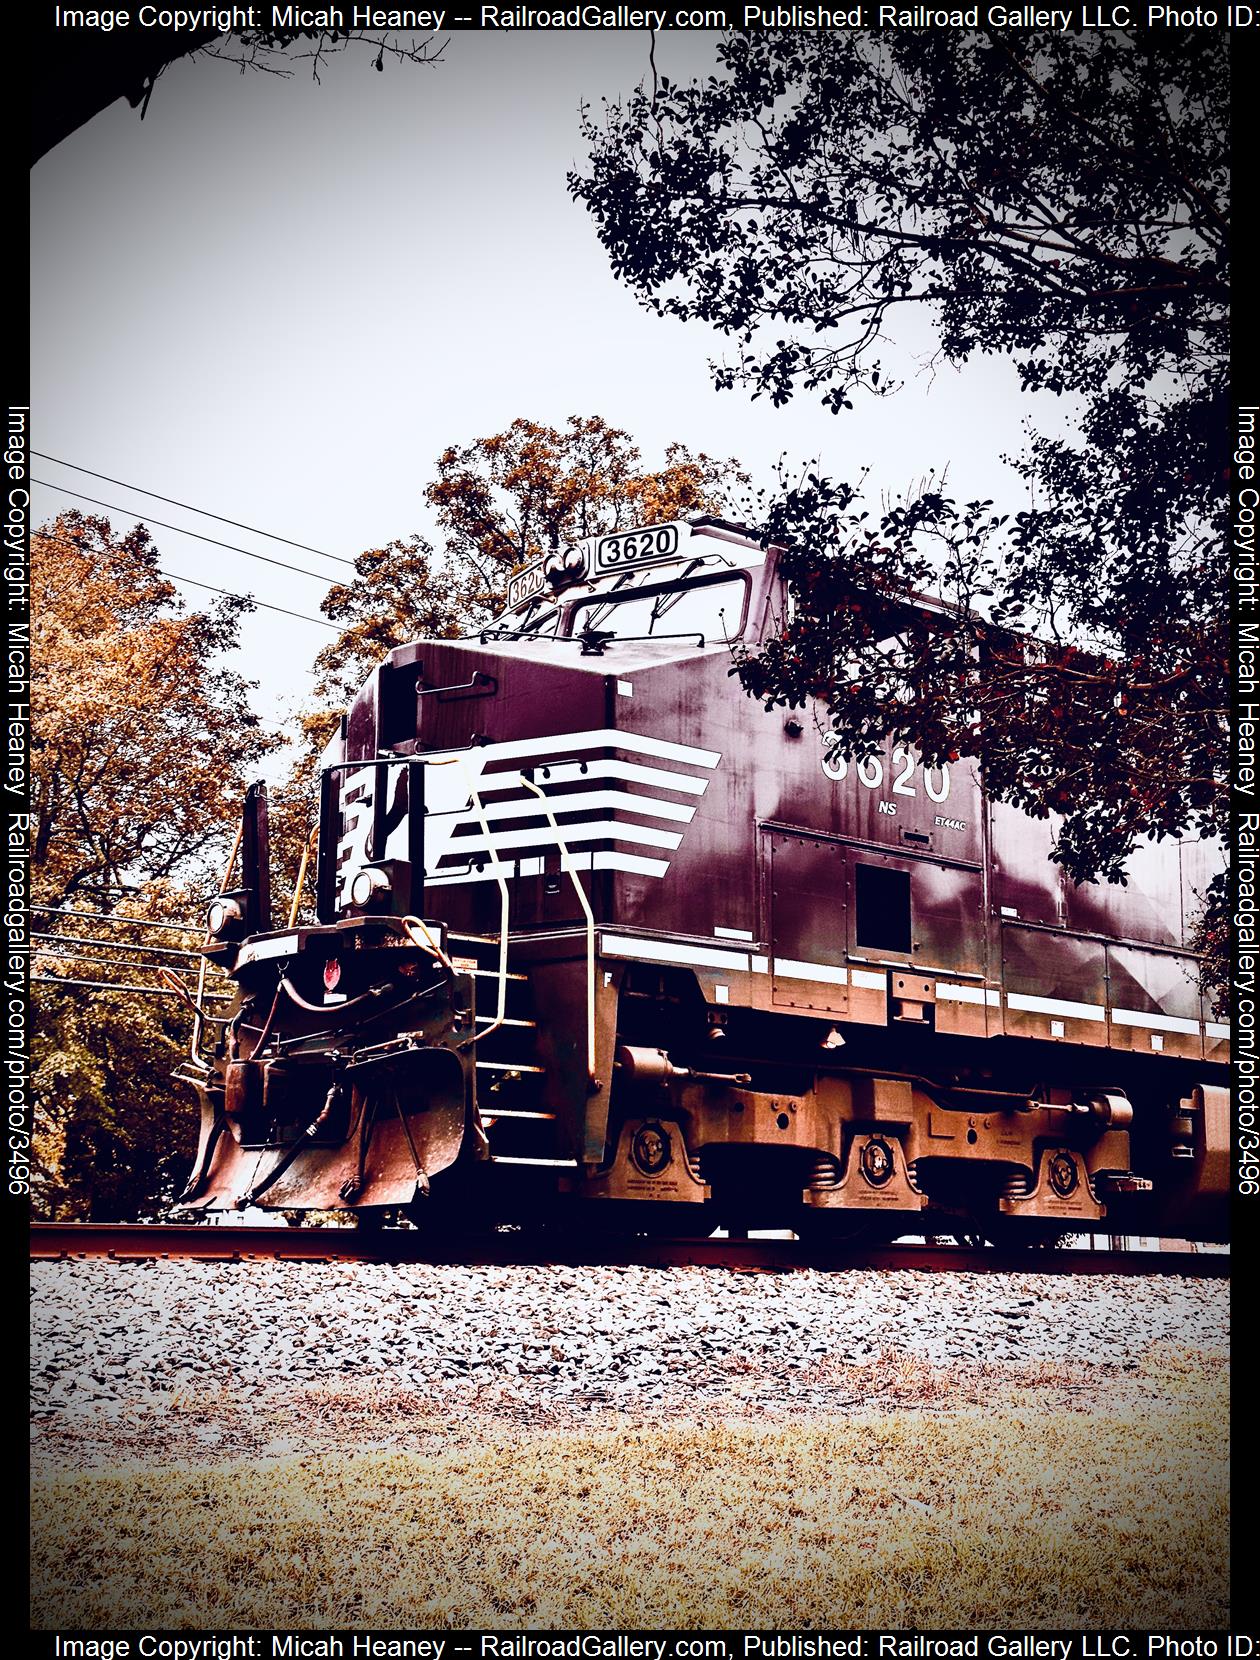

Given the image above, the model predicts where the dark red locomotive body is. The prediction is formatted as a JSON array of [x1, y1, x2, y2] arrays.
[[184, 519, 1228, 1241]]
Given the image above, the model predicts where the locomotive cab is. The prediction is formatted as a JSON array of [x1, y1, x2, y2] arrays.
[[489, 520, 773, 652], [180, 517, 1229, 1244]]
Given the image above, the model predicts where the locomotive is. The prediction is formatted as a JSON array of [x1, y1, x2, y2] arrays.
[[181, 517, 1229, 1241]]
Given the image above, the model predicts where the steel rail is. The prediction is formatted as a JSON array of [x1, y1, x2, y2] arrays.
[[28, 1222, 1230, 1277]]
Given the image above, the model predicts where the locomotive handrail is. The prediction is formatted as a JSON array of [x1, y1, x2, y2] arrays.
[[157, 967, 233, 1025], [519, 774, 597, 1082], [315, 751, 511, 1027], [31, 930, 210, 961], [415, 671, 497, 701], [846, 955, 988, 981], [191, 811, 248, 1070], [32, 905, 204, 934], [31, 973, 232, 1004], [287, 825, 319, 930], [438, 753, 512, 1047], [401, 913, 456, 974]]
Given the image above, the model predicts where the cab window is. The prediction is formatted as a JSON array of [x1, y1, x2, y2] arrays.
[[568, 572, 750, 645], [517, 603, 562, 637]]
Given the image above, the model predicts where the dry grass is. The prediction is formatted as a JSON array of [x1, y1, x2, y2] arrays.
[[32, 1361, 1228, 1631]]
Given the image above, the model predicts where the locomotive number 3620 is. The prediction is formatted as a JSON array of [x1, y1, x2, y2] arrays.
[[594, 524, 681, 574], [821, 740, 951, 803]]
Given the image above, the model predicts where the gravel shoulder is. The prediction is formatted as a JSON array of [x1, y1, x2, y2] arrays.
[[30, 1258, 1228, 1473], [30, 1260, 1229, 1629]]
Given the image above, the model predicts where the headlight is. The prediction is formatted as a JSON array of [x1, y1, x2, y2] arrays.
[[207, 896, 243, 937], [350, 866, 391, 907]]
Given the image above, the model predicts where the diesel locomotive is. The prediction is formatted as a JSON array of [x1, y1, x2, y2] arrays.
[[181, 517, 1229, 1241]]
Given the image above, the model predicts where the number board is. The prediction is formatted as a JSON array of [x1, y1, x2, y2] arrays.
[[592, 523, 684, 577], [506, 560, 547, 611]]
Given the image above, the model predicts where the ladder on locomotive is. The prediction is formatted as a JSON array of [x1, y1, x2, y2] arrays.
[[454, 933, 562, 1165]]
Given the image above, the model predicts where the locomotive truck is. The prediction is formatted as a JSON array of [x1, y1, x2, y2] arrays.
[[180, 516, 1228, 1242]]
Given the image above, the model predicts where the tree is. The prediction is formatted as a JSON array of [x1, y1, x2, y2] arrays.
[[33, 512, 275, 906], [570, 33, 1225, 419], [34, 968, 201, 1222], [313, 534, 484, 707], [426, 415, 750, 594], [733, 472, 1226, 995], [32, 511, 276, 1217], [311, 416, 750, 703], [33, 26, 443, 165], [571, 34, 1228, 1003]]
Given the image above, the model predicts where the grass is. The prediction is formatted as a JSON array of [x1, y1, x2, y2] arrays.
[[31, 1360, 1228, 1630]]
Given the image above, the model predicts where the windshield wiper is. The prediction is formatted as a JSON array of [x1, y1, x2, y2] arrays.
[[648, 560, 708, 622], [476, 626, 564, 644], [578, 629, 707, 656], [576, 572, 639, 632]]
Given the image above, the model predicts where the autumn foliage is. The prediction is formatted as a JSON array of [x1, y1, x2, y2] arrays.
[[33, 511, 274, 907], [311, 416, 749, 704], [426, 415, 748, 588], [32, 511, 274, 1217]]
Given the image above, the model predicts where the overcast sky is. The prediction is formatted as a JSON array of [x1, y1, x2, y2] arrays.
[[31, 30, 1052, 735]]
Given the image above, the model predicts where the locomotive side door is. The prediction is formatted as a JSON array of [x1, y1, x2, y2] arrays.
[[845, 848, 986, 978], [764, 829, 849, 1015], [844, 846, 989, 1035], [762, 828, 988, 1029]]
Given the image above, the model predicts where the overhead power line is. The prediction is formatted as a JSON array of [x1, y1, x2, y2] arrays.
[[149, 569, 339, 629], [33, 906, 201, 934], [32, 452, 354, 567], [33, 930, 212, 962], [36, 947, 212, 980], [32, 973, 232, 1002], [34, 479, 339, 584], [32, 521, 337, 629]]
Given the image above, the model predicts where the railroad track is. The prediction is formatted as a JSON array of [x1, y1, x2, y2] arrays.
[[29, 1221, 1230, 1276]]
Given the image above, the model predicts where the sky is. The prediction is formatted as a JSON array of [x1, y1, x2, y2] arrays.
[[31, 29, 1054, 740]]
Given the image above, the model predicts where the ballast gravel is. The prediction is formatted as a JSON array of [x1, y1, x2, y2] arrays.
[[30, 1255, 1228, 1470]]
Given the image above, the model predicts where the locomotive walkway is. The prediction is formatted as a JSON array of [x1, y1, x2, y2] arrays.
[[29, 1221, 1229, 1276]]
